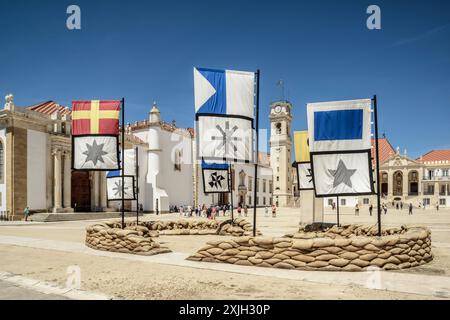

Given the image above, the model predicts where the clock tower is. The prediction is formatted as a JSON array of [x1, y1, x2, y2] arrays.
[[269, 101, 293, 207]]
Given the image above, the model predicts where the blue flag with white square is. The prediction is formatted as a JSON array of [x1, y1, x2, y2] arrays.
[[194, 67, 255, 163]]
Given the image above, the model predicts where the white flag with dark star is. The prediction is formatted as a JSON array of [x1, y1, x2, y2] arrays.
[[202, 168, 230, 193], [106, 176, 136, 200], [73, 136, 119, 170], [297, 162, 314, 190], [311, 151, 374, 197]]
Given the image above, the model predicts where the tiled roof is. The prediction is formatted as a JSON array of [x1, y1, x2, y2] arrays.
[[371, 138, 395, 164], [418, 150, 450, 164], [27, 101, 71, 116]]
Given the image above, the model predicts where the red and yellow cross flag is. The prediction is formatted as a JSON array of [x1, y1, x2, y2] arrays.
[[294, 131, 310, 162], [72, 100, 120, 135]]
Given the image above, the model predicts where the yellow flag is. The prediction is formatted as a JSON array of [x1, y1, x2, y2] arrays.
[[294, 131, 310, 162]]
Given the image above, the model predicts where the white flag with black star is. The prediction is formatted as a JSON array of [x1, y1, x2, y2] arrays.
[[311, 151, 374, 197], [73, 136, 119, 170], [297, 162, 314, 190], [202, 168, 230, 193], [106, 175, 136, 200]]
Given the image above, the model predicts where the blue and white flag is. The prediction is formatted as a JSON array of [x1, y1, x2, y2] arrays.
[[307, 99, 372, 152], [194, 67, 255, 163], [201, 160, 230, 193], [307, 99, 374, 197]]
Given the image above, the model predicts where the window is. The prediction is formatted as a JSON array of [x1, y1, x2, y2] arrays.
[[248, 176, 252, 192], [248, 196, 251, 205], [256, 196, 259, 205], [328, 199, 333, 206], [440, 199, 446, 206], [275, 123, 282, 134], [263, 179, 266, 192], [0, 140, 3, 183], [263, 197, 266, 205], [276, 176, 279, 182], [269, 181, 273, 193], [443, 169, 449, 177], [363, 198, 369, 205], [423, 198, 430, 206], [174, 149, 182, 171], [340, 199, 346, 206], [256, 179, 259, 192]]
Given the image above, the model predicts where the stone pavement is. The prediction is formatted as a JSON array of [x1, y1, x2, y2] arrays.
[[0, 279, 69, 300], [0, 234, 449, 299], [0, 271, 112, 300]]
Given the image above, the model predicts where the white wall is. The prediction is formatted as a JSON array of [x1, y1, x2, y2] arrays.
[[27, 130, 47, 210], [0, 128, 6, 212], [158, 129, 193, 207]]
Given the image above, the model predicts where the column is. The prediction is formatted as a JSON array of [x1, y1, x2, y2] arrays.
[[388, 171, 393, 198], [93, 172, 100, 210], [53, 149, 62, 212], [100, 172, 107, 210], [63, 151, 72, 210]]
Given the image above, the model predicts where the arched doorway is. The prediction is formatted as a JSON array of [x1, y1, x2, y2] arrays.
[[380, 172, 388, 197], [393, 171, 403, 196], [408, 170, 419, 195], [71, 171, 91, 212]]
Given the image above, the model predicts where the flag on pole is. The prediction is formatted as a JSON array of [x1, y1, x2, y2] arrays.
[[194, 67, 255, 163], [201, 160, 230, 193], [307, 99, 372, 152], [106, 170, 136, 201], [72, 100, 121, 170], [294, 131, 313, 190], [307, 99, 374, 197]]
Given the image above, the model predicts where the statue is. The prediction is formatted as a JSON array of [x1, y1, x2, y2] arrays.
[[4, 94, 14, 111], [396, 146, 400, 154]]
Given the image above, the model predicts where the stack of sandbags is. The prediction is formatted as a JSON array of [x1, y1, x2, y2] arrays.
[[85, 223, 170, 256], [187, 226, 433, 271], [217, 218, 262, 236]]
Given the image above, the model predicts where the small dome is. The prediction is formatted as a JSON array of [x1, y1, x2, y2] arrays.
[[150, 101, 160, 114]]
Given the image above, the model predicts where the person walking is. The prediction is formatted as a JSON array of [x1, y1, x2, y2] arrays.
[[400, 202, 403, 210], [355, 204, 360, 216], [369, 204, 373, 216], [409, 203, 413, 215], [244, 205, 248, 217], [383, 203, 388, 215], [237, 205, 242, 217], [264, 206, 269, 217], [271, 204, 277, 218], [23, 206, 30, 222]]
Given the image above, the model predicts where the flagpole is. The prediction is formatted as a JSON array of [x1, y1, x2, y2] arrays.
[[336, 196, 340, 227], [252, 69, 260, 237], [121, 97, 125, 229], [135, 146, 139, 225], [373, 94, 382, 236], [229, 161, 234, 222]]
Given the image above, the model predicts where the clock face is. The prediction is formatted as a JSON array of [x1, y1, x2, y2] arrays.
[[274, 105, 282, 113]]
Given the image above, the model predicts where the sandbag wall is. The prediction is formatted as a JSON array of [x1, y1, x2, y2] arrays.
[[187, 226, 433, 271], [85, 222, 171, 255]]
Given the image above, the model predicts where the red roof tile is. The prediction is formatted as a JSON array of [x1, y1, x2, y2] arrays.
[[419, 150, 450, 163], [27, 101, 71, 117], [371, 138, 395, 164]]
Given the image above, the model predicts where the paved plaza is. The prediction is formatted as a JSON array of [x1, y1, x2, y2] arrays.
[[1, 207, 450, 299]]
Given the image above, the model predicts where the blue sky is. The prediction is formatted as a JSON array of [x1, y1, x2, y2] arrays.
[[1, 0, 449, 158]]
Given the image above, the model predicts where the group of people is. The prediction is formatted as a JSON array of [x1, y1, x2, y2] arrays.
[[169, 203, 278, 219], [353, 202, 414, 216]]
